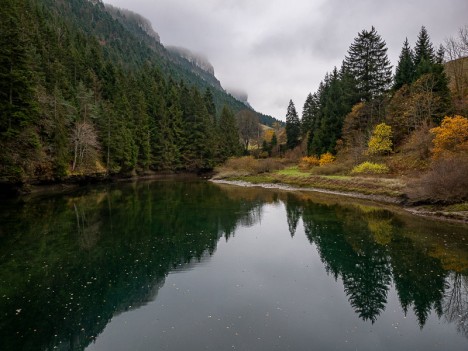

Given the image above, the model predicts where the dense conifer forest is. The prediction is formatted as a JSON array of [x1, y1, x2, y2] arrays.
[[287, 26, 454, 157], [0, 0, 278, 184]]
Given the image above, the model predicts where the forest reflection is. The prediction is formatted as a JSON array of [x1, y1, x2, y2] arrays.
[[217, 183, 468, 332], [0, 180, 467, 350]]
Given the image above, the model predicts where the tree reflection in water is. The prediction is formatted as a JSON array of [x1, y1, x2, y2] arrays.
[[0, 180, 467, 350]]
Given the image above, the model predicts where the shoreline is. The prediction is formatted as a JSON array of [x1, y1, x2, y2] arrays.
[[210, 179, 468, 225], [0, 172, 208, 199]]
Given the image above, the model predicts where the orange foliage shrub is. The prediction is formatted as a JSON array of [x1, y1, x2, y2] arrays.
[[299, 156, 320, 169], [319, 152, 335, 166], [430, 115, 468, 158]]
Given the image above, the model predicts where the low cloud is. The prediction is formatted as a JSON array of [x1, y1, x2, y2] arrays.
[[106, 0, 468, 120]]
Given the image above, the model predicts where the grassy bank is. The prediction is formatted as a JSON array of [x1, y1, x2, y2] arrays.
[[213, 157, 468, 223], [214, 159, 406, 198]]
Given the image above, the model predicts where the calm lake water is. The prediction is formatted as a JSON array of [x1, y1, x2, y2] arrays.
[[1, 179, 468, 350]]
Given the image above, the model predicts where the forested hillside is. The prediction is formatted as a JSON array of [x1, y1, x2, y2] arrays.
[[291, 26, 453, 157], [0, 0, 279, 185], [233, 25, 468, 205]]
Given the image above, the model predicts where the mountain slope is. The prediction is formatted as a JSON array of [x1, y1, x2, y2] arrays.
[[101, 2, 281, 125], [0, 0, 282, 184]]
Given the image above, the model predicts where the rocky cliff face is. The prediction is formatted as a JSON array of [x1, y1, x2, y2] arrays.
[[105, 4, 160, 43], [104, 4, 221, 88], [167, 46, 215, 76], [226, 88, 252, 108]]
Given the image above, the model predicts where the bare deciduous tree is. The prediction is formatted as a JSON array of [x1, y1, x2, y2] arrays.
[[72, 121, 100, 171], [443, 272, 468, 338], [236, 109, 260, 152], [444, 26, 468, 108]]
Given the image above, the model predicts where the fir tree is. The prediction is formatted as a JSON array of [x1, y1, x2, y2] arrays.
[[0, 0, 38, 135], [436, 44, 445, 64], [218, 105, 241, 160], [344, 26, 392, 101], [414, 26, 435, 69], [285, 100, 301, 149], [307, 69, 354, 156], [203, 88, 216, 120], [301, 93, 318, 136], [394, 38, 415, 90]]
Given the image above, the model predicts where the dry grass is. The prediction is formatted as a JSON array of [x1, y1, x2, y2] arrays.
[[232, 166, 405, 198], [307, 158, 355, 175], [213, 156, 288, 179]]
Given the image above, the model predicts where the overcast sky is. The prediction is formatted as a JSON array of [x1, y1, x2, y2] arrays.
[[105, 0, 467, 120]]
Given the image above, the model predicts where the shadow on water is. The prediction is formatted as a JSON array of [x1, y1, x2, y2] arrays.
[[0, 180, 467, 350]]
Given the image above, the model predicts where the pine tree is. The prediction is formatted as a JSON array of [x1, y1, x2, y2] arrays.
[[412, 27, 452, 123], [285, 100, 301, 149], [218, 105, 241, 160], [301, 93, 318, 136], [393, 38, 415, 90], [344, 26, 392, 101], [308, 81, 327, 155], [306, 68, 354, 156], [182, 88, 216, 170], [203, 88, 216, 119], [414, 26, 435, 70], [270, 132, 278, 155], [436, 45, 445, 64], [0, 0, 38, 135]]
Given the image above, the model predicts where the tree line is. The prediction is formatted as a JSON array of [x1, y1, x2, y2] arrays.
[[0, 0, 244, 182], [285, 25, 456, 158]]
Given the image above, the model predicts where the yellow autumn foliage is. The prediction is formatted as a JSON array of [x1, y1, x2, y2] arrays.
[[263, 129, 275, 142], [299, 156, 320, 169], [368, 123, 393, 155], [319, 152, 335, 166]]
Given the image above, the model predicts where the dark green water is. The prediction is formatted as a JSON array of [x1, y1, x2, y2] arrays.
[[1, 179, 468, 351]]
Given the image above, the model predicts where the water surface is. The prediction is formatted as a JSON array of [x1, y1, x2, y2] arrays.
[[1, 179, 467, 350]]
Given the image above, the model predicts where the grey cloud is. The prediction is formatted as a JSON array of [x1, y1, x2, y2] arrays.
[[105, 0, 468, 119]]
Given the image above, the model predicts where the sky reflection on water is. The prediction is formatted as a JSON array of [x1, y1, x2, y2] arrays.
[[0, 180, 467, 350]]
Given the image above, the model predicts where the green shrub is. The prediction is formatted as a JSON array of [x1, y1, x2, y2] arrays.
[[351, 162, 389, 175]]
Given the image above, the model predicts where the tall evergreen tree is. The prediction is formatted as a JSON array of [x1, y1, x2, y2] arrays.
[[412, 27, 452, 123], [203, 88, 216, 120], [436, 44, 445, 64], [306, 68, 355, 156], [301, 93, 318, 136], [181, 88, 216, 170], [0, 0, 38, 135], [414, 26, 436, 78], [393, 38, 415, 90], [285, 100, 301, 149], [344, 26, 392, 101], [218, 105, 242, 160], [414, 26, 435, 67]]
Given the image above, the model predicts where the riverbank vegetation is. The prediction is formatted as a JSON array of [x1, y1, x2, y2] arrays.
[[216, 25, 468, 207]]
